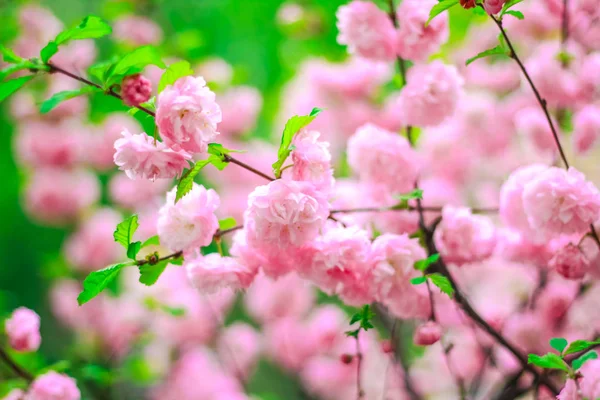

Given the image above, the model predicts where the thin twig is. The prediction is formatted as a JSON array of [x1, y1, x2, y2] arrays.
[[0, 346, 34, 382], [355, 332, 364, 399], [561, 0, 569, 45], [330, 205, 498, 215]]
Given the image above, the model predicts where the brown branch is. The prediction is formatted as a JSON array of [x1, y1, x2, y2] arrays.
[[355, 333, 364, 399], [0, 346, 34, 382], [330, 206, 498, 215]]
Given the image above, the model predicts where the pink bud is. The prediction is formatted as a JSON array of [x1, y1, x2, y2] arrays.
[[121, 74, 152, 107], [340, 354, 354, 364], [413, 321, 442, 346], [550, 243, 590, 280], [381, 339, 394, 354], [5, 307, 41, 352]]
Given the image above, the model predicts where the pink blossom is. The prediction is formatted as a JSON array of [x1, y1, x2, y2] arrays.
[[396, 0, 449, 62], [573, 105, 600, 154], [121, 74, 152, 107], [108, 173, 170, 210], [5, 307, 41, 352], [580, 53, 600, 100], [550, 243, 590, 280], [218, 86, 263, 137], [557, 379, 579, 400], [113, 15, 163, 45], [87, 113, 142, 170], [157, 184, 220, 252], [25, 169, 100, 225], [3, 389, 25, 400], [522, 167, 600, 238], [434, 207, 496, 265], [245, 180, 329, 249], [194, 58, 233, 86], [347, 123, 421, 194], [536, 279, 578, 322], [113, 129, 191, 180], [217, 323, 261, 380], [156, 76, 221, 154], [44, 76, 88, 119], [27, 372, 80, 400], [515, 108, 561, 154], [414, 321, 442, 346], [580, 359, 600, 399], [483, 0, 506, 14], [336, 1, 396, 61], [186, 252, 257, 294], [290, 129, 334, 193], [398, 61, 463, 127], [265, 317, 316, 371]]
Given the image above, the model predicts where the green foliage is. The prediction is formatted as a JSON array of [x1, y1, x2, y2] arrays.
[[138, 260, 169, 286], [564, 339, 600, 356], [429, 273, 454, 298], [427, 0, 460, 26], [141, 235, 160, 248], [77, 263, 131, 305], [504, 10, 524, 19], [527, 353, 570, 372], [105, 46, 165, 87], [410, 276, 427, 285], [345, 304, 375, 338], [158, 60, 194, 93], [500, 0, 524, 17], [113, 214, 143, 260], [414, 254, 440, 272], [0, 62, 37, 81], [0, 45, 23, 63], [40, 87, 99, 114], [573, 351, 598, 370], [272, 108, 322, 178], [466, 46, 509, 65], [550, 338, 569, 354], [36, 360, 71, 375], [392, 188, 424, 210], [40, 16, 112, 63], [81, 364, 114, 386], [175, 159, 213, 202], [126, 241, 142, 260], [144, 297, 186, 317], [0, 75, 35, 103], [219, 217, 238, 231]]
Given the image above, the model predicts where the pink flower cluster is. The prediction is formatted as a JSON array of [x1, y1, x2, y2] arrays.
[[5, 307, 41, 352]]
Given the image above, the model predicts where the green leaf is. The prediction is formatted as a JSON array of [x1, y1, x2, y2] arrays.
[[139, 260, 169, 286], [219, 217, 237, 231], [550, 338, 569, 354], [466, 45, 508, 66], [77, 263, 130, 305], [158, 60, 193, 93], [564, 340, 600, 356], [345, 329, 359, 338], [40, 42, 59, 64], [500, 0, 524, 16], [207, 143, 244, 159], [504, 10, 524, 19], [81, 364, 114, 386], [141, 235, 160, 248], [527, 353, 570, 372], [392, 189, 424, 210], [39, 86, 98, 114], [272, 108, 322, 178], [427, 0, 459, 26], [88, 58, 118, 85], [0, 45, 22, 63], [349, 313, 362, 326], [0, 62, 35, 81], [0, 75, 35, 103], [127, 241, 142, 260], [410, 276, 427, 285], [41, 16, 111, 63], [106, 45, 165, 86], [414, 254, 440, 272], [37, 360, 71, 375], [175, 159, 212, 203], [429, 273, 455, 298], [144, 297, 186, 316], [113, 214, 139, 249], [573, 351, 598, 370]]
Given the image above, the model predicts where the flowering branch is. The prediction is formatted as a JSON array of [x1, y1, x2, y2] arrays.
[[330, 205, 498, 215], [0, 346, 34, 382]]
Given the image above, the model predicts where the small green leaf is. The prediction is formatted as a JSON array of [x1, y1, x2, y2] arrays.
[[219, 217, 237, 231], [349, 313, 362, 326], [0, 62, 36, 81], [81, 364, 114, 386], [144, 297, 186, 317], [527, 353, 570, 372], [550, 338, 569, 354], [392, 189, 424, 210], [504, 10, 524, 19], [88, 58, 118, 85], [158, 60, 193, 93], [141, 235, 160, 248], [40, 86, 98, 114], [345, 329, 359, 338], [573, 351, 598, 370], [207, 143, 244, 159], [114, 215, 139, 249], [127, 241, 142, 260], [106, 46, 165, 86], [500, 0, 524, 16], [0, 45, 23, 63], [0, 75, 35, 103], [427, 0, 459, 26], [77, 263, 130, 305], [410, 276, 427, 285], [272, 108, 322, 178], [175, 159, 212, 203], [564, 340, 600, 356], [429, 273, 455, 298], [466, 45, 508, 66], [40, 42, 59, 64], [414, 254, 440, 272], [139, 260, 169, 286]]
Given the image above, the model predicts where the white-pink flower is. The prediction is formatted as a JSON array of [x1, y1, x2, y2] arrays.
[[5, 307, 41, 352], [113, 129, 191, 180], [186, 252, 257, 294], [396, 0, 449, 62], [290, 129, 334, 193], [27, 371, 80, 400], [347, 123, 421, 194], [156, 76, 221, 154], [522, 167, 600, 237], [245, 180, 329, 249], [157, 184, 220, 252], [336, 1, 396, 61], [573, 105, 600, 154]]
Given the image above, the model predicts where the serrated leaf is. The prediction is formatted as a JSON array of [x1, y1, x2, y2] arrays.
[[550, 338, 568, 354], [219, 217, 237, 231], [0, 75, 35, 103], [410, 276, 427, 285], [564, 340, 600, 356], [77, 263, 129, 305], [40, 86, 98, 114], [573, 351, 598, 370], [158, 60, 193, 93], [175, 159, 212, 203], [429, 273, 455, 298], [527, 353, 570, 372], [504, 10, 524, 19], [414, 254, 440, 272], [114, 215, 139, 249], [41, 16, 111, 63], [139, 260, 169, 286], [466, 45, 508, 66], [106, 46, 165, 86], [427, 0, 459, 26], [272, 108, 322, 178], [0, 45, 22, 63], [127, 241, 142, 260], [141, 235, 160, 248]]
